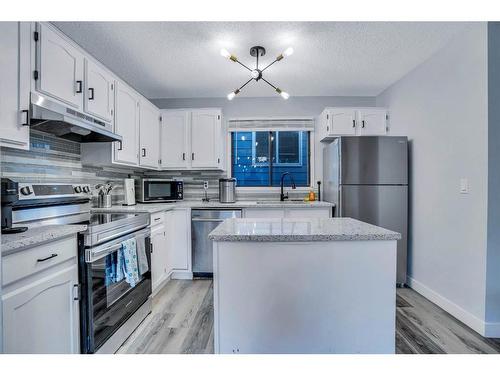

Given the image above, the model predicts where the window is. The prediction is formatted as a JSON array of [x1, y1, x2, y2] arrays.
[[231, 131, 310, 187]]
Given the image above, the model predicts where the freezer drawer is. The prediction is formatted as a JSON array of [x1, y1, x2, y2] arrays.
[[340, 185, 408, 284], [191, 209, 242, 276]]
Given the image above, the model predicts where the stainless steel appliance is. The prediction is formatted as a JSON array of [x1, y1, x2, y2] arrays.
[[323, 136, 408, 285], [123, 178, 136, 206], [8, 181, 152, 354], [136, 178, 183, 203], [218, 178, 236, 203], [1, 178, 28, 234], [191, 209, 242, 277], [29, 92, 122, 143]]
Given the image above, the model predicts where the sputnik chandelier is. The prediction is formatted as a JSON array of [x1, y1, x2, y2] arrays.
[[221, 45, 293, 100]]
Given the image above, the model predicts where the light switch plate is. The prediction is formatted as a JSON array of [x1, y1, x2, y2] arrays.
[[460, 178, 469, 194]]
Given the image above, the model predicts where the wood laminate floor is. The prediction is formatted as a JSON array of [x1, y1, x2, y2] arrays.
[[118, 279, 500, 354]]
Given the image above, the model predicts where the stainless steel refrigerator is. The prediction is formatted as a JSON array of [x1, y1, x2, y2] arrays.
[[323, 136, 408, 285]]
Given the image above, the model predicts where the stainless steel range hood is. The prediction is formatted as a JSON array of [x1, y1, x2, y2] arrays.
[[29, 92, 122, 143]]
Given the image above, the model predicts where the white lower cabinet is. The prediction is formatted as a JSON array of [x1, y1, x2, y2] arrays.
[[2, 236, 80, 354], [151, 218, 168, 293], [244, 207, 331, 219], [166, 209, 191, 278]]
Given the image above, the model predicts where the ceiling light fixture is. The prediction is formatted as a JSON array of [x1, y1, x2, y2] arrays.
[[222, 45, 293, 100]]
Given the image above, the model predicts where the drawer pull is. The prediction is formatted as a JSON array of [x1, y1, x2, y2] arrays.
[[37, 253, 58, 262], [154, 217, 161, 221]]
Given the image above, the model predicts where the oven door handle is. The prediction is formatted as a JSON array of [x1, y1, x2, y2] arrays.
[[85, 227, 151, 262]]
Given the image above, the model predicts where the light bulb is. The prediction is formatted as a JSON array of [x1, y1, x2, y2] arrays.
[[227, 91, 236, 100], [220, 48, 231, 59], [280, 91, 290, 100], [283, 47, 294, 57]]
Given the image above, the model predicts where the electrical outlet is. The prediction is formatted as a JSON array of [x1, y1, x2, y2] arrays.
[[460, 178, 469, 194], [203, 181, 209, 190]]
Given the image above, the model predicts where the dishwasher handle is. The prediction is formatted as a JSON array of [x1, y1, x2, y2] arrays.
[[191, 218, 225, 223]]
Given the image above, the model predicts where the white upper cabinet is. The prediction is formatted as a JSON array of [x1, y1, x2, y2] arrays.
[[114, 81, 139, 165], [319, 107, 388, 140], [84, 58, 115, 123], [357, 109, 388, 135], [160, 108, 224, 170], [322, 108, 357, 138], [191, 109, 223, 168], [35, 23, 85, 110], [161, 110, 190, 169], [139, 99, 161, 169], [0, 22, 30, 150]]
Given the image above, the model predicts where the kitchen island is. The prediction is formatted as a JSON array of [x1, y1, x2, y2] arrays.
[[208, 217, 401, 354]]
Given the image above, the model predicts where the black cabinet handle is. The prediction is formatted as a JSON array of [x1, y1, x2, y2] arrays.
[[352, 120, 355, 128], [150, 243, 153, 254], [192, 153, 195, 160], [142, 148, 146, 157], [362, 120, 365, 128], [21, 109, 30, 126], [37, 253, 58, 262], [117, 141, 123, 151], [89, 88, 94, 100], [76, 80, 82, 93], [182, 152, 186, 161]]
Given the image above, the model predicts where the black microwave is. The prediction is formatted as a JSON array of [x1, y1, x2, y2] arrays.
[[137, 179, 183, 202]]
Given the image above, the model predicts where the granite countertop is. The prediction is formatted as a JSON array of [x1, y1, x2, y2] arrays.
[[208, 217, 401, 242], [2, 224, 87, 256], [91, 200, 334, 214]]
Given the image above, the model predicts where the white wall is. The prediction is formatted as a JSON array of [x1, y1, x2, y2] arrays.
[[376, 24, 490, 333]]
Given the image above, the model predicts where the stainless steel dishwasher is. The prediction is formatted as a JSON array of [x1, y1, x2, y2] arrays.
[[191, 209, 242, 278]]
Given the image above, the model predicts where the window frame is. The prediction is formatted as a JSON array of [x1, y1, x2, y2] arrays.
[[229, 129, 314, 190]]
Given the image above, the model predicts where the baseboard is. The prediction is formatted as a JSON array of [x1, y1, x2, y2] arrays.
[[171, 270, 193, 280], [484, 322, 500, 338], [407, 276, 486, 336]]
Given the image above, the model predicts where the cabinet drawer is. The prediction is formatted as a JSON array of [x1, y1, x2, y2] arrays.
[[2, 236, 77, 286], [150, 211, 164, 226]]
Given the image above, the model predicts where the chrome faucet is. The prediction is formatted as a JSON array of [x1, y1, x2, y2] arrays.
[[280, 172, 296, 201]]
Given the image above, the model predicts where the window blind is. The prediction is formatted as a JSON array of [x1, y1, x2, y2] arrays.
[[228, 118, 315, 132]]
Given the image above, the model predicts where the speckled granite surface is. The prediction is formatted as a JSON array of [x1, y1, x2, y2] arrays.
[[92, 200, 334, 214], [2, 225, 87, 255], [208, 217, 401, 242]]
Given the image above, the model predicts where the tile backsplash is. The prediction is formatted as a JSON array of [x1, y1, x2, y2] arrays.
[[1, 131, 312, 204]]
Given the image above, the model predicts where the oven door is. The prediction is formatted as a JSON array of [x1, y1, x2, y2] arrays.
[[80, 227, 152, 353], [142, 180, 181, 202]]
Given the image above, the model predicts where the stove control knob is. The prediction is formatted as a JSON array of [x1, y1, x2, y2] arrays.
[[20, 186, 32, 196], [83, 186, 90, 194], [74, 186, 82, 193]]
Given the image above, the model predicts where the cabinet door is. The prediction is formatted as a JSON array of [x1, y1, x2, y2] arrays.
[[151, 224, 168, 291], [191, 109, 222, 168], [0, 22, 30, 150], [2, 265, 79, 354], [286, 207, 331, 218], [84, 58, 115, 123], [168, 209, 190, 271], [244, 208, 285, 218], [114, 82, 139, 165], [328, 108, 357, 136], [160, 110, 190, 169], [139, 100, 160, 169], [357, 109, 388, 135], [36, 23, 84, 110]]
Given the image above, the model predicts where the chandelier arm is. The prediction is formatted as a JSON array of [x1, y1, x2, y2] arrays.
[[261, 77, 278, 91], [261, 59, 279, 73], [236, 60, 252, 72], [238, 78, 254, 92]]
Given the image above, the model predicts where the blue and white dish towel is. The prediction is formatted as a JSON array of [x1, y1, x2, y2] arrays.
[[118, 237, 140, 287]]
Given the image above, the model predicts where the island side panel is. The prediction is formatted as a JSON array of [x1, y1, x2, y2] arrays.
[[213, 240, 397, 354]]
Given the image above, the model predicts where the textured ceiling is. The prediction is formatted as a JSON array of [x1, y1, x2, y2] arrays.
[[53, 22, 468, 99]]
